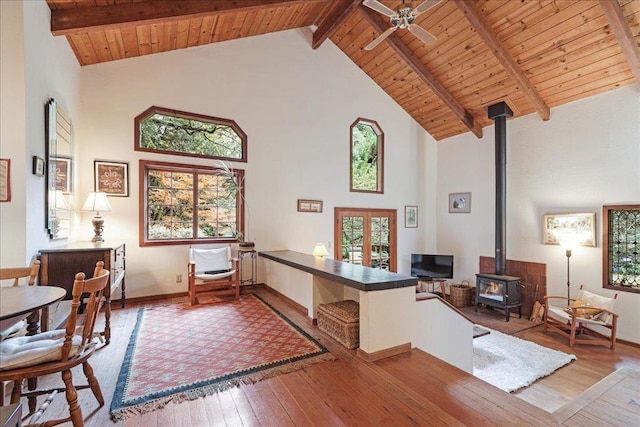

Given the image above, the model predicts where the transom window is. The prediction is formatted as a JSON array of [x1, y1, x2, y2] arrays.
[[139, 160, 244, 246], [135, 106, 247, 162], [603, 204, 639, 293], [350, 118, 384, 193]]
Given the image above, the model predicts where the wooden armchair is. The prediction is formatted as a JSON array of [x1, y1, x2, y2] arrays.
[[0, 262, 110, 426], [543, 285, 618, 349], [188, 246, 240, 305], [0, 260, 41, 339]]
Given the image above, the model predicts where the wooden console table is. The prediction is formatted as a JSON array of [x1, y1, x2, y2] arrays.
[[39, 241, 125, 344]]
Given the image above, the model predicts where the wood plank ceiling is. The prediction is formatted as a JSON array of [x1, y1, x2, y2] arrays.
[[46, 0, 640, 141]]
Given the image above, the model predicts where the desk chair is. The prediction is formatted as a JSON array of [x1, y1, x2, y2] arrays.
[[0, 262, 110, 426], [188, 246, 239, 305]]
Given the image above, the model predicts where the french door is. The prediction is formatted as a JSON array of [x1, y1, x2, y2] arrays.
[[334, 208, 397, 272]]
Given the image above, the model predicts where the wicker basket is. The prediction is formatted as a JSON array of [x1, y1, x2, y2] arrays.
[[450, 280, 473, 308], [317, 300, 360, 349]]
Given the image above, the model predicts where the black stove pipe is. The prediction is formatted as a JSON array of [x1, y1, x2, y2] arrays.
[[488, 102, 513, 276]]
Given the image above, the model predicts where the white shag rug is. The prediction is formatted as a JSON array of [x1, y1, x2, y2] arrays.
[[473, 328, 576, 393]]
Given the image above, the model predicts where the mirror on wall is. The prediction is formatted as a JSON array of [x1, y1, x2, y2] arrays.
[[45, 99, 73, 240]]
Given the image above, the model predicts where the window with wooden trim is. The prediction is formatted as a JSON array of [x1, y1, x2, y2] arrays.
[[603, 204, 640, 293], [139, 160, 244, 246], [350, 118, 383, 193], [135, 106, 247, 162]]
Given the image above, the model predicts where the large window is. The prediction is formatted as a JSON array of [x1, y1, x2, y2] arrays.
[[603, 204, 640, 293], [350, 118, 383, 193], [135, 106, 247, 162], [139, 160, 244, 246]]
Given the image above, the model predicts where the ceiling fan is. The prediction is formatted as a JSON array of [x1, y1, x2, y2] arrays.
[[362, 0, 442, 51]]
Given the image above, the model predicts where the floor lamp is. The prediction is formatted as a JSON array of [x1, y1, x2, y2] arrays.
[[559, 240, 576, 305]]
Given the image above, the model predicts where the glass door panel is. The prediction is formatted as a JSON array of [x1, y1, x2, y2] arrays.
[[335, 208, 396, 272], [371, 215, 390, 270], [341, 216, 364, 265]]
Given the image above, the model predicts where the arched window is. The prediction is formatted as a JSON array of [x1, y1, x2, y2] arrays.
[[350, 118, 383, 193], [135, 106, 247, 162]]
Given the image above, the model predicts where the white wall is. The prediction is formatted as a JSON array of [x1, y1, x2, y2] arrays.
[[0, 0, 80, 269], [77, 28, 436, 299], [436, 86, 640, 343]]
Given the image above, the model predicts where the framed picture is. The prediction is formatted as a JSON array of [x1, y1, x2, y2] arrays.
[[405, 206, 418, 228], [297, 199, 323, 213], [0, 158, 10, 202], [94, 160, 129, 197], [449, 192, 471, 213], [33, 156, 45, 176], [50, 156, 72, 193], [543, 212, 596, 247]]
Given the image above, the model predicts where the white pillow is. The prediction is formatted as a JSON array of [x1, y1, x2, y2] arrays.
[[576, 289, 616, 321]]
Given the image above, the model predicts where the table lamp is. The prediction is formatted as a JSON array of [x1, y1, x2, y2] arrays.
[[82, 191, 112, 242], [313, 243, 329, 257]]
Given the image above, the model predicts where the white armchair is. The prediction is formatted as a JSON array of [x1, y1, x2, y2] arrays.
[[188, 246, 240, 305], [543, 285, 618, 349]]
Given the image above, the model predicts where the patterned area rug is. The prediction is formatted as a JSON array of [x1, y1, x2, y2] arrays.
[[110, 294, 334, 420]]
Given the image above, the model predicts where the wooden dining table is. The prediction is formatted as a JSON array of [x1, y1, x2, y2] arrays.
[[0, 286, 66, 335]]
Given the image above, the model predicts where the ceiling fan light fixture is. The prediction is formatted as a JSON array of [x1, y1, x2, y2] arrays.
[[362, 0, 442, 51]]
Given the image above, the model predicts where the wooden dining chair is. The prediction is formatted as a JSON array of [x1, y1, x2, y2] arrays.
[[188, 246, 240, 305], [0, 260, 41, 340], [0, 261, 110, 426]]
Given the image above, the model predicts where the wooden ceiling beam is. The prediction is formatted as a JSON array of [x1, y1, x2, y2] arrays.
[[358, 5, 482, 138], [599, 0, 640, 85], [51, 0, 326, 36], [453, 0, 550, 121], [312, 0, 360, 50]]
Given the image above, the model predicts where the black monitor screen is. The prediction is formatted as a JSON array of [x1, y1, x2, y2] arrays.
[[410, 254, 454, 279]]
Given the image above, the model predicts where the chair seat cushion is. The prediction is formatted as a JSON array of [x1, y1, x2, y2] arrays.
[[548, 306, 608, 326], [0, 329, 82, 371], [0, 320, 26, 341], [195, 269, 236, 281]]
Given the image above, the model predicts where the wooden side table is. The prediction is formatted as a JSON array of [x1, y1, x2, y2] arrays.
[[417, 279, 448, 300]]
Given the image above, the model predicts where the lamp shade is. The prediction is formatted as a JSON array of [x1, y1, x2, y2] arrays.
[[82, 192, 112, 213], [313, 243, 329, 257]]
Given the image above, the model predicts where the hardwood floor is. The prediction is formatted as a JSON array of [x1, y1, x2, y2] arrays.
[[4, 289, 640, 426]]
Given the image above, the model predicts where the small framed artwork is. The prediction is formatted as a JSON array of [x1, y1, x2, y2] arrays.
[[33, 156, 45, 176], [297, 199, 323, 213], [50, 156, 72, 193], [543, 212, 596, 247], [0, 158, 10, 202], [94, 160, 129, 197], [449, 192, 471, 213], [405, 206, 418, 228]]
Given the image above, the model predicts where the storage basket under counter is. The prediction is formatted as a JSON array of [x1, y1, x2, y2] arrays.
[[317, 300, 360, 349]]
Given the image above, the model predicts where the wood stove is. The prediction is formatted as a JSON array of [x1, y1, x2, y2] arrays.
[[475, 101, 522, 322], [475, 273, 521, 321]]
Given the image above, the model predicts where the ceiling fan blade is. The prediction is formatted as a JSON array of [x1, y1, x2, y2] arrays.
[[364, 26, 397, 51], [408, 24, 436, 44], [412, 0, 442, 16], [362, 0, 396, 17]]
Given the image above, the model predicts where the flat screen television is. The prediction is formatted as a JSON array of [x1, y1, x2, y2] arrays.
[[411, 254, 454, 280]]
